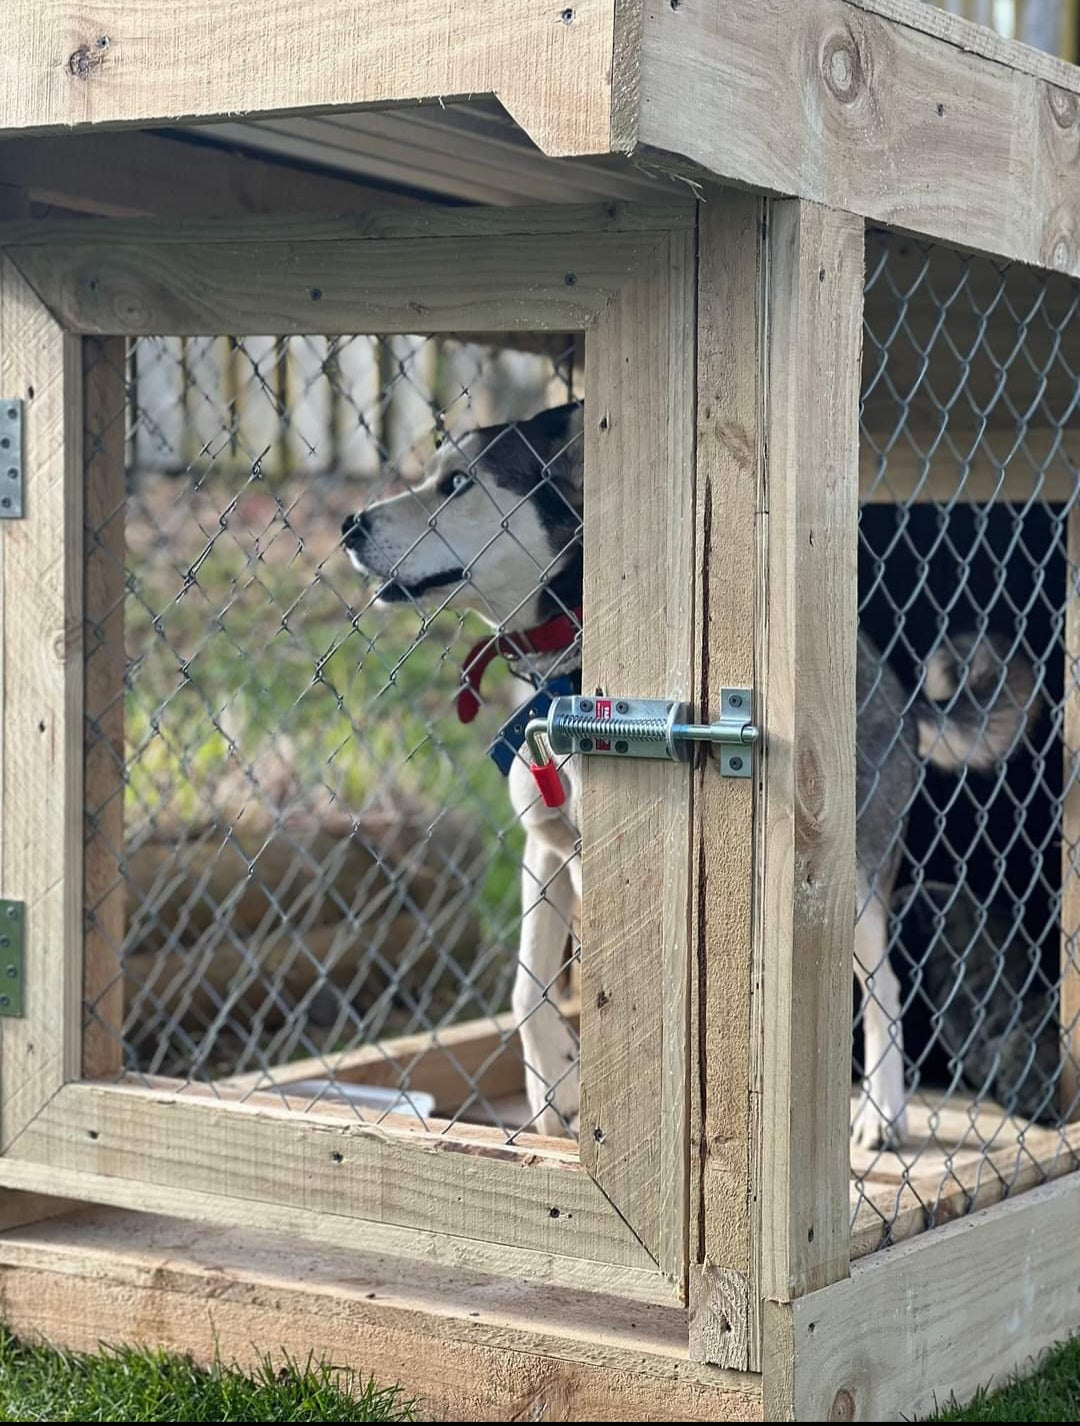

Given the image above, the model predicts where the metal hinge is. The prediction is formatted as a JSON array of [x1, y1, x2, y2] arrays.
[[525, 689, 760, 805], [0, 400, 23, 518], [0, 901, 24, 1016]]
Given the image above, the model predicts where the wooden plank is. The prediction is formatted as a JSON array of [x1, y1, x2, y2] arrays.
[[196, 100, 679, 207], [637, 0, 1080, 276], [0, 256, 83, 1147], [0, 1206, 764, 1421], [848, 0, 1080, 92], [0, 133, 430, 219], [0, 200, 695, 250], [2, 231, 675, 339], [0, 1, 619, 159], [859, 430, 1078, 504], [9, 1080, 658, 1272], [781, 1173, 1080, 1421], [759, 201, 863, 1302], [0, 1150, 677, 1306], [81, 337, 125, 1081], [1064, 504, 1080, 1117], [222, 1005, 581, 1116], [578, 227, 696, 1284], [687, 192, 765, 1370]]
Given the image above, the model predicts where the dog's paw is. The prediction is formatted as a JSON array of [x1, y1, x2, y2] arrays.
[[851, 1096, 907, 1152]]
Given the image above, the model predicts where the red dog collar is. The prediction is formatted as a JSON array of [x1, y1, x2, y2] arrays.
[[457, 608, 582, 723]]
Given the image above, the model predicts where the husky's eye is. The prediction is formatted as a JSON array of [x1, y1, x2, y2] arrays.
[[440, 470, 473, 497]]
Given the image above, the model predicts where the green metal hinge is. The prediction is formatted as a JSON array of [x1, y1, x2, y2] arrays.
[[0, 901, 24, 1017]]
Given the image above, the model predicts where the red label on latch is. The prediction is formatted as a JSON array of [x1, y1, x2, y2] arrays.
[[595, 698, 612, 752]]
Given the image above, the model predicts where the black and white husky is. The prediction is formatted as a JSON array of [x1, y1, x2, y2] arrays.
[[343, 402, 1035, 1148]]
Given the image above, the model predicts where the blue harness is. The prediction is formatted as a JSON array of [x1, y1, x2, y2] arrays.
[[488, 676, 577, 776]]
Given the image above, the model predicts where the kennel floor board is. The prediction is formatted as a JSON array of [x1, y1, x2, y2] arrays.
[[849, 1089, 1080, 1256]]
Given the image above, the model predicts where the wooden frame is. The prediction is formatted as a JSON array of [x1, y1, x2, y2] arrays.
[[2, 2, 1078, 276], [0, 201, 711, 1306]]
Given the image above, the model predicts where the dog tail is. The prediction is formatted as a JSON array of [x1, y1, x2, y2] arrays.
[[915, 633, 1038, 773]]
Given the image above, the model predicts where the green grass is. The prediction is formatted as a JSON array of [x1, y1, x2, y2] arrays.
[[0, 1331, 414, 1424], [926, 1338, 1080, 1421]]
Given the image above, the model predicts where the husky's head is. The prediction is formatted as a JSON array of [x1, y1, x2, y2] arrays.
[[342, 403, 583, 631]]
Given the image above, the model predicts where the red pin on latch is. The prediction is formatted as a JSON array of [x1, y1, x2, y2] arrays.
[[525, 719, 566, 808]]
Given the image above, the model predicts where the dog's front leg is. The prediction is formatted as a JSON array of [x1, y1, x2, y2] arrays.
[[513, 836, 580, 1138], [852, 887, 908, 1151]]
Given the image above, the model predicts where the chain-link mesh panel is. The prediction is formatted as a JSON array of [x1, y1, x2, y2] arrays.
[[853, 229, 1080, 1251], [83, 332, 585, 1142]]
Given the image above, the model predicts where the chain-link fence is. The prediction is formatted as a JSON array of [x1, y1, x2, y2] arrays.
[[853, 228, 1080, 1251], [83, 330, 585, 1141]]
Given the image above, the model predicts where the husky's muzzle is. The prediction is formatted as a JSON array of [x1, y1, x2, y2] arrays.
[[340, 512, 465, 602]]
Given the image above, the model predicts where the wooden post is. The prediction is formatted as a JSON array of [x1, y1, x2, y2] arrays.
[[0, 255, 84, 1146], [579, 225, 696, 1285], [759, 200, 863, 1304], [82, 337, 127, 1081], [688, 190, 767, 1371]]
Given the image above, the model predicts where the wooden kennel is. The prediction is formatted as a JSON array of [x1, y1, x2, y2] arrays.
[[0, 2, 1077, 1420]]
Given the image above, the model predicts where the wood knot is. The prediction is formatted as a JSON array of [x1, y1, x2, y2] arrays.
[[1046, 231, 1076, 273], [796, 746, 825, 825], [1048, 86, 1079, 130], [821, 29, 865, 104], [68, 37, 109, 80], [829, 1388, 856, 1421]]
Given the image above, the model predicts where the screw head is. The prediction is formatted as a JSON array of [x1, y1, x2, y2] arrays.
[[579, 699, 593, 713], [729, 693, 743, 709], [615, 700, 629, 714], [579, 738, 594, 753], [614, 740, 629, 754], [729, 756, 744, 771], [5, 966, 15, 978], [0, 996, 10, 1008], [7, 906, 17, 919]]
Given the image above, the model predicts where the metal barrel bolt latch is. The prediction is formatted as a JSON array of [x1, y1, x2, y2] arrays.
[[525, 690, 760, 808]]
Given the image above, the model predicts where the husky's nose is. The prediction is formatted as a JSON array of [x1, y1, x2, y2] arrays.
[[341, 512, 368, 545]]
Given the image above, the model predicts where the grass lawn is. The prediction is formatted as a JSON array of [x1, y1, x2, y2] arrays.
[[0, 1332, 413, 1424], [927, 1338, 1080, 1422], [0, 1329, 1077, 1422]]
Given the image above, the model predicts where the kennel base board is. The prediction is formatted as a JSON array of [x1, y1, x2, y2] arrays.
[[0, 1203, 761, 1423]]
